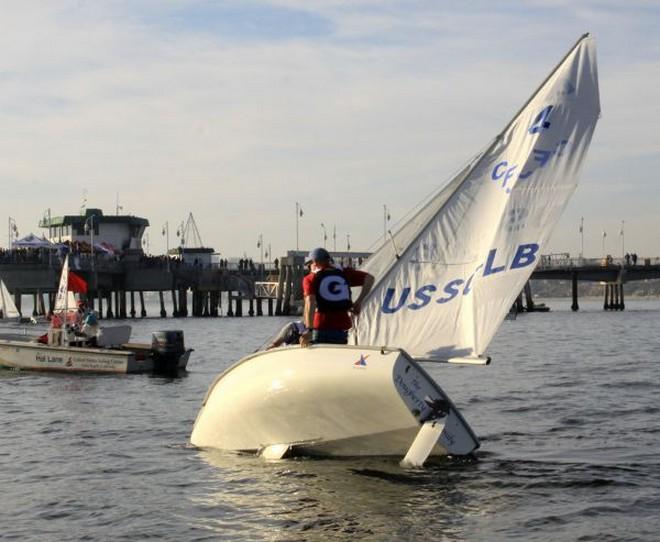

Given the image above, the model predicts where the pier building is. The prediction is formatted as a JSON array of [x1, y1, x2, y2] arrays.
[[39, 208, 148, 252]]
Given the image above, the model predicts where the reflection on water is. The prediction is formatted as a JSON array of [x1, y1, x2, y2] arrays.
[[193, 450, 484, 541], [2, 300, 660, 541]]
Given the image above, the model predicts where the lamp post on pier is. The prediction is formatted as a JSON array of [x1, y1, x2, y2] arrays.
[[162, 222, 170, 271], [176, 221, 185, 248], [295, 202, 303, 251], [8, 217, 18, 250], [257, 234, 264, 279], [44, 208, 52, 268], [320, 223, 327, 248], [84, 214, 97, 271], [383, 204, 391, 243], [84, 214, 98, 296], [579, 216, 584, 259]]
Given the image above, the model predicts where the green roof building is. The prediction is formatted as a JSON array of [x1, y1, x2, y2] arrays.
[[39, 208, 149, 252]]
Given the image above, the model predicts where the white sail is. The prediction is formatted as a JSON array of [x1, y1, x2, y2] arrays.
[[0, 279, 21, 319], [355, 34, 600, 360], [53, 255, 71, 313]]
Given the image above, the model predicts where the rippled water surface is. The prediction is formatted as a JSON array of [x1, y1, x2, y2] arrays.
[[2, 299, 659, 541]]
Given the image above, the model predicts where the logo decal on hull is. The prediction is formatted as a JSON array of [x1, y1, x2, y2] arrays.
[[354, 354, 369, 368]]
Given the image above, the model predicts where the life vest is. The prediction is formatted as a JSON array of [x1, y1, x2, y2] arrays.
[[313, 267, 353, 312]]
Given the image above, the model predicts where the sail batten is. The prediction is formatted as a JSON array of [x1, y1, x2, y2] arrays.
[[356, 35, 600, 361]]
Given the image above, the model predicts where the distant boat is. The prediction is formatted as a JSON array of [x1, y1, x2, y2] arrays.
[[0, 256, 193, 374], [191, 34, 601, 466]]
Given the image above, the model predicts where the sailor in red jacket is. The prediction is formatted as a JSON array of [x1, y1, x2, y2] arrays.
[[300, 247, 374, 347]]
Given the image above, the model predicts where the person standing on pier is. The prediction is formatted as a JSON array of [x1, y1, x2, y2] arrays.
[[300, 247, 374, 346]]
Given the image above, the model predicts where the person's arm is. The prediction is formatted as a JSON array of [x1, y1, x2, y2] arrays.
[[351, 272, 375, 315], [300, 294, 316, 347], [267, 322, 292, 349]]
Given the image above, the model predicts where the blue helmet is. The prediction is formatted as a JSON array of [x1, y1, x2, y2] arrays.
[[305, 247, 331, 264]]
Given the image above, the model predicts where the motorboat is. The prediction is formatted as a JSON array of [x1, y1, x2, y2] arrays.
[[0, 257, 192, 375]]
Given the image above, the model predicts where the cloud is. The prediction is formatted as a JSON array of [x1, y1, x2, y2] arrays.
[[1, 1, 659, 257]]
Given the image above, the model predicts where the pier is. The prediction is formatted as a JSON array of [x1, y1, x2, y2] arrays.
[[531, 254, 660, 311], [0, 254, 263, 320], [3, 245, 660, 320]]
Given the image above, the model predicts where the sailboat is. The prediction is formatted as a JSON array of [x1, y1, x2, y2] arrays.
[[0, 279, 21, 321], [0, 256, 193, 374], [190, 34, 601, 465]]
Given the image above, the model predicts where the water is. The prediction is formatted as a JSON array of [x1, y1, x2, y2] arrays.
[[2, 299, 659, 541]]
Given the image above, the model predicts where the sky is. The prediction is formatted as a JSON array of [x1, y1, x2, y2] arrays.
[[2, 0, 659, 260]]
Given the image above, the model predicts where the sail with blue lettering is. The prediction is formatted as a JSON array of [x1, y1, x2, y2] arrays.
[[354, 34, 600, 361]]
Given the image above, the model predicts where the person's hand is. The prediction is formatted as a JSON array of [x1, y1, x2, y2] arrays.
[[299, 330, 312, 348]]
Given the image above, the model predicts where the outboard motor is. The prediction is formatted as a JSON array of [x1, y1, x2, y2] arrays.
[[151, 330, 186, 375]]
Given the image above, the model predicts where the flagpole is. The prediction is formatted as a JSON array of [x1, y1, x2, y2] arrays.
[[63, 255, 69, 347]]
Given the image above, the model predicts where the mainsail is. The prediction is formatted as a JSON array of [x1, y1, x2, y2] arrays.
[[0, 279, 21, 319], [53, 256, 78, 327], [355, 34, 600, 361]]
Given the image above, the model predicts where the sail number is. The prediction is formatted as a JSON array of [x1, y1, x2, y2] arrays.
[[491, 104, 569, 193], [382, 243, 539, 314]]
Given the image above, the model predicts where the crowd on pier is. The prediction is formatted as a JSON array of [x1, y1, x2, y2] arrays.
[[0, 245, 279, 277]]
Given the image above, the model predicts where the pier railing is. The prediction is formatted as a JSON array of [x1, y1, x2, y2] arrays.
[[536, 254, 660, 270]]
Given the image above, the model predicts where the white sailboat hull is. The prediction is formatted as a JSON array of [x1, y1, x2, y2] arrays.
[[190, 345, 479, 458]]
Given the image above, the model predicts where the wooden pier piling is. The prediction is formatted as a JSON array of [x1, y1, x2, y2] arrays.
[[106, 292, 113, 319], [571, 271, 579, 312], [226, 292, 234, 317], [282, 266, 292, 316], [235, 293, 243, 317], [171, 290, 178, 317], [275, 268, 285, 315], [178, 289, 188, 317]]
